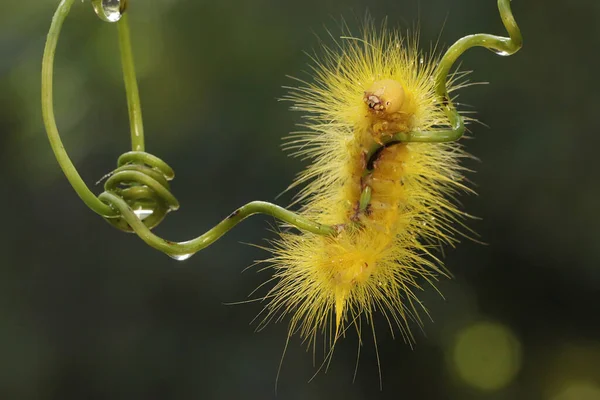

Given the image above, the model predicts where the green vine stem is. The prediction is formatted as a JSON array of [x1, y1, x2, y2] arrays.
[[118, 13, 145, 152], [42, 0, 116, 217], [42, 0, 337, 259], [435, 0, 523, 113], [365, 0, 522, 167], [100, 194, 337, 259]]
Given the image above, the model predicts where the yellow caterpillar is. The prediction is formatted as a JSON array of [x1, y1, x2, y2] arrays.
[[255, 0, 522, 371], [258, 27, 468, 352]]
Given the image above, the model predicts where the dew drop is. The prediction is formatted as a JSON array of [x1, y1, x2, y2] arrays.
[[92, 0, 125, 22], [169, 253, 193, 261], [490, 49, 510, 56], [133, 208, 153, 221]]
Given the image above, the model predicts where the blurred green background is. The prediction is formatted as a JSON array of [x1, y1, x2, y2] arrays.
[[1, 0, 599, 399]]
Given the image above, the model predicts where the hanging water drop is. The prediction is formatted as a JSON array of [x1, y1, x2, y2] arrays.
[[490, 49, 510, 56], [169, 253, 193, 261], [91, 0, 127, 23]]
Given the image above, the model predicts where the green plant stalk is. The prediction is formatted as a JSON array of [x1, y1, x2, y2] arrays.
[[117, 13, 145, 152], [430, 0, 523, 142], [376, 0, 523, 147], [365, 0, 522, 167], [100, 193, 337, 257], [42, 0, 116, 217], [42, 0, 338, 258], [435, 0, 523, 105]]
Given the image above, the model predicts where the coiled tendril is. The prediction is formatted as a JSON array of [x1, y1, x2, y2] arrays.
[[42, 0, 521, 259], [102, 151, 179, 232]]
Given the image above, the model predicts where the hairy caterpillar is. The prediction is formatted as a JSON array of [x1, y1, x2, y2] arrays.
[[253, 23, 485, 374]]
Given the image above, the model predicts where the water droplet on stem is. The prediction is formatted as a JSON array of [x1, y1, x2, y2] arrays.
[[490, 49, 510, 56], [169, 253, 193, 261], [133, 208, 153, 220], [91, 0, 126, 23]]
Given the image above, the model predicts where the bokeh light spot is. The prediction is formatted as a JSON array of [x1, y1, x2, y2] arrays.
[[452, 320, 521, 391], [553, 381, 600, 400]]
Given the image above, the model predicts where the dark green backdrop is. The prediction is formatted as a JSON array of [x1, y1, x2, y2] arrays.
[[1, 0, 599, 399]]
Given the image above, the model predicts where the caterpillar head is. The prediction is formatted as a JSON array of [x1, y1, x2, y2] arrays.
[[364, 79, 406, 114], [364, 79, 406, 115], [364, 79, 414, 140]]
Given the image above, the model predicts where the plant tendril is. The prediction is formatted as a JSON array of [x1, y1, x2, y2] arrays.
[[360, 0, 522, 208], [42, 0, 337, 259]]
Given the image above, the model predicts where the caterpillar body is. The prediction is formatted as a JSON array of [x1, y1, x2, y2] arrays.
[[256, 27, 474, 361]]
